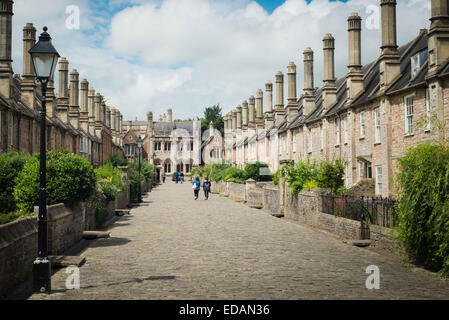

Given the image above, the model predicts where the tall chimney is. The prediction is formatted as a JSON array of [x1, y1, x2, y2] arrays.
[[248, 95, 256, 130], [106, 108, 111, 129], [236, 105, 242, 130], [274, 71, 285, 126], [286, 62, 299, 122], [88, 87, 96, 137], [80, 79, 89, 132], [111, 108, 117, 133], [46, 79, 56, 119], [94, 92, 102, 138], [347, 12, 364, 101], [57, 58, 69, 123], [256, 89, 264, 129], [303, 48, 315, 118], [428, 0, 449, 74], [69, 69, 80, 129], [209, 121, 214, 138], [242, 100, 248, 130], [231, 109, 237, 130], [379, 0, 400, 90], [21, 23, 36, 108], [168, 108, 172, 122], [0, 0, 13, 99], [322, 34, 337, 114], [265, 81, 274, 129]]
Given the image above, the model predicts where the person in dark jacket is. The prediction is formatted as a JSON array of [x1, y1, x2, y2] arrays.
[[203, 177, 211, 200], [192, 176, 201, 200]]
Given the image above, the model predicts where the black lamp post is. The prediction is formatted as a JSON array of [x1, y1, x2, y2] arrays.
[[137, 136, 143, 203], [29, 27, 60, 294], [152, 152, 157, 184]]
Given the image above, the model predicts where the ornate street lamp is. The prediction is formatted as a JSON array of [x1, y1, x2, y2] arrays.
[[29, 27, 60, 294], [152, 152, 157, 184], [137, 136, 143, 203]]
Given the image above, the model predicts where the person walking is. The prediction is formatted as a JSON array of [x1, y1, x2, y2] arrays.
[[203, 176, 211, 200], [192, 176, 201, 200], [162, 172, 166, 183], [180, 172, 184, 184], [174, 171, 179, 184]]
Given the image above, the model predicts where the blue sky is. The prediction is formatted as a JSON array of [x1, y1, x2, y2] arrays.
[[256, 0, 347, 13]]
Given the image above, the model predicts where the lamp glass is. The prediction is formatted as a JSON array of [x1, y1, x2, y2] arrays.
[[31, 53, 58, 80]]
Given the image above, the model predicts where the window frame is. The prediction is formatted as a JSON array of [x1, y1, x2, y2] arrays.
[[425, 88, 431, 131], [335, 118, 340, 146], [343, 115, 348, 144], [374, 107, 381, 144], [376, 165, 383, 196], [359, 111, 365, 138], [404, 95, 414, 135]]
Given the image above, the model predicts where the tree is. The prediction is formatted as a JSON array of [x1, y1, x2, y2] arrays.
[[200, 104, 224, 137]]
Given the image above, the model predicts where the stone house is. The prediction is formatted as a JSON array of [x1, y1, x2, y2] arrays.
[[0, 1, 124, 165], [224, 0, 449, 197], [123, 109, 201, 180]]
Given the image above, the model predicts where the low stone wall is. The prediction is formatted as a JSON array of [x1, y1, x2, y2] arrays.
[[0, 217, 37, 298], [228, 182, 246, 202], [84, 201, 96, 231], [115, 188, 130, 210], [211, 181, 226, 194], [370, 225, 401, 252], [47, 202, 85, 255], [247, 188, 264, 208], [262, 185, 280, 214]]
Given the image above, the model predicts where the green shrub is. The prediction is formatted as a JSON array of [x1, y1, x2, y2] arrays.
[[128, 167, 141, 200], [0, 152, 30, 214], [95, 163, 125, 202], [303, 180, 319, 190], [243, 162, 272, 182], [316, 158, 347, 193], [282, 159, 319, 196], [104, 155, 128, 167], [129, 160, 154, 182], [223, 166, 246, 184], [95, 200, 109, 228], [396, 142, 449, 277], [13, 150, 96, 212], [272, 170, 280, 185]]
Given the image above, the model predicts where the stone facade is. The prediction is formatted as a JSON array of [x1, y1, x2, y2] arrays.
[[0, 2, 124, 165], [223, 0, 449, 197], [122, 109, 201, 180]]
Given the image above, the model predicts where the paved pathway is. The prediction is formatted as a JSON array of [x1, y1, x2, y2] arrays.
[[29, 181, 449, 300]]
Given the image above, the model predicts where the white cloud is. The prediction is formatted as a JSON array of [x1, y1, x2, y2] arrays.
[[11, 0, 431, 121]]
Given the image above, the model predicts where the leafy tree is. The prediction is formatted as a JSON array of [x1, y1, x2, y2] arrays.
[[200, 104, 224, 137]]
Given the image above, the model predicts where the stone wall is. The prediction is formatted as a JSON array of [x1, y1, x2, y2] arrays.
[[228, 182, 246, 202], [47, 203, 85, 255], [262, 184, 280, 214], [0, 217, 37, 298]]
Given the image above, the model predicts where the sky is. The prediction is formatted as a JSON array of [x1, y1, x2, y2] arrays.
[[12, 0, 429, 122]]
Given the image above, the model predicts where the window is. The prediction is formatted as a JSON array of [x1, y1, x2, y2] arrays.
[[284, 136, 288, 155], [320, 124, 324, 150], [358, 161, 365, 178], [376, 166, 383, 196], [308, 128, 312, 153], [343, 115, 348, 144], [335, 118, 340, 146], [404, 95, 414, 135], [293, 132, 297, 153], [426, 88, 431, 131], [360, 112, 365, 138], [374, 108, 381, 143], [411, 49, 428, 79]]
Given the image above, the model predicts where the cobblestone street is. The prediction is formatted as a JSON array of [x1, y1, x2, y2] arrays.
[[29, 182, 449, 300]]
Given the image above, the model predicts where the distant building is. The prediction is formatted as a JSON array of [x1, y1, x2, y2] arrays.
[[123, 109, 201, 180]]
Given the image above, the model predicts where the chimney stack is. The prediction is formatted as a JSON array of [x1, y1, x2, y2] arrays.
[[274, 71, 285, 126], [231, 109, 238, 130], [265, 81, 274, 129], [94, 92, 102, 138], [256, 89, 264, 129], [106, 108, 111, 129], [21, 23, 36, 108], [286, 62, 299, 122], [347, 12, 364, 101], [379, 0, 400, 90], [0, 0, 13, 99], [236, 104, 242, 130], [322, 34, 337, 114], [303, 48, 315, 118], [168, 108, 172, 122], [88, 87, 96, 137], [242, 100, 248, 130], [209, 121, 214, 138], [80, 79, 89, 132], [46, 80, 56, 119], [111, 108, 117, 133], [69, 69, 80, 129], [57, 58, 69, 123], [248, 96, 256, 130], [428, 0, 449, 74]]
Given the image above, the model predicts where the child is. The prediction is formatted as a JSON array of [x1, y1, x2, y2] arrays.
[[192, 176, 201, 200], [203, 177, 211, 200]]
